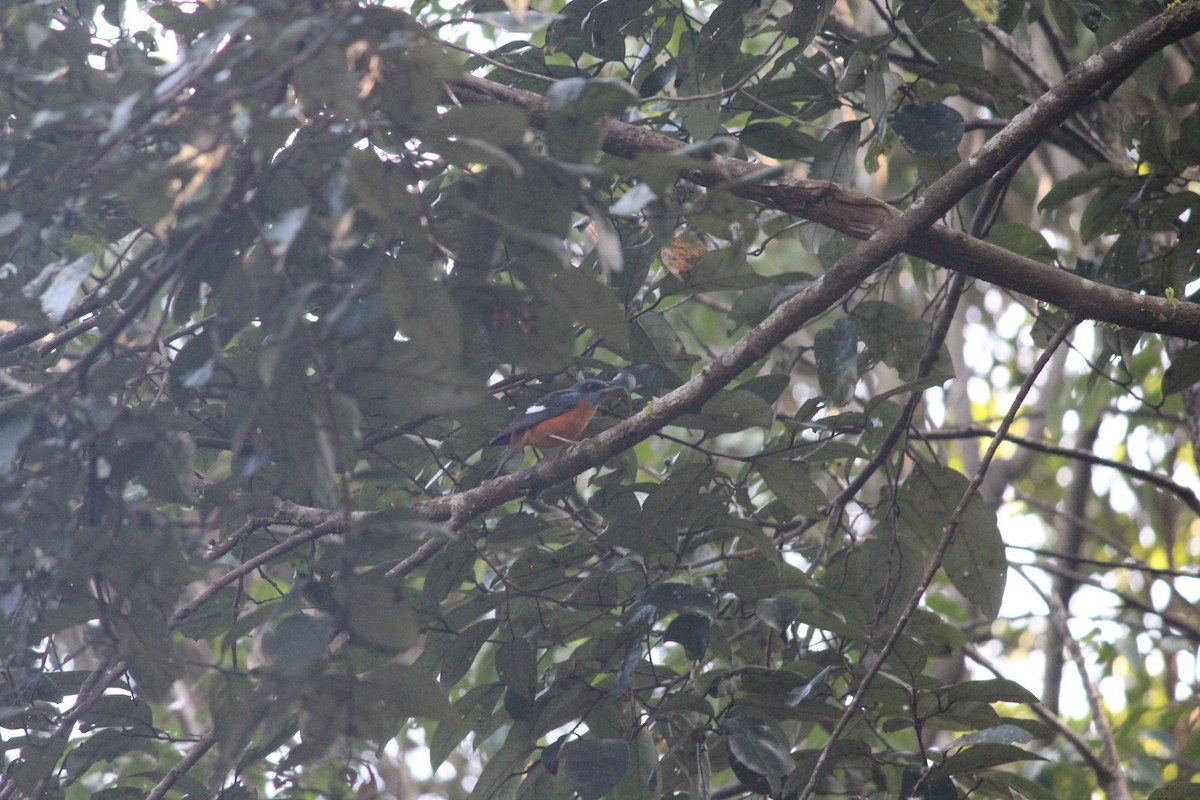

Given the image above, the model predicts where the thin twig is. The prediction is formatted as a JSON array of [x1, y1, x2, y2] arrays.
[[795, 314, 1079, 800], [918, 426, 1200, 514], [145, 730, 218, 800], [1013, 569, 1131, 799]]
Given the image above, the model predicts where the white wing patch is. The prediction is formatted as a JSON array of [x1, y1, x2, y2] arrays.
[[524, 404, 548, 415]]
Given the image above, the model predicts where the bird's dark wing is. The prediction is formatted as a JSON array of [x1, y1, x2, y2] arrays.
[[489, 389, 582, 446]]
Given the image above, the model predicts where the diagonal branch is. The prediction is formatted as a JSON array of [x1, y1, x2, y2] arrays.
[[450, 1, 1200, 342], [264, 2, 1200, 574]]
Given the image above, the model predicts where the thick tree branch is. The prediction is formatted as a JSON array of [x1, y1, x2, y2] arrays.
[[450, 2, 1200, 342], [262, 2, 1200, 574]]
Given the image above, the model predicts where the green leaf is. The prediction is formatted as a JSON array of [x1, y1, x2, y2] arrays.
[[826, 525, 926, 628], [675, 30, 723, 140], [942, 678, 1040, 706], [92, 790, 150, 800], [664, 614, 710, 660], [925, 743, 1046, 781], [382, 260, 463, 366], [465, 720, 536, 800], [683, 389, 775, 434], [580, 0, 655, 61], [79, 695, 156, 736], [630, 311, 698, 382], [439, 619, 499, 688], [1079, 180, 1132, 243], [24, 253, 95, 323], [357, 662, 457, 724], [757, 459, 824, 517], [785, 0, 837, 48], [344, 152, 425, 240], [724, 716, 796, 796], [134, 432, 197, 504], [784, 665, 832, 707], [976, 770, 1057, 800], [1037, 163, 1125, 211], [108, 609, 180, 703], [897, 462, 1007, 621], [852, 301, 951, 381], [637, 582, 718, 618], [947, 723, 1037, 748], [735, 374, 791, 405], [426, 104, 530, 146], [563, 739, 630, 800], [0, 412, 33, 475], [814, 318, 858, 405], [1149, 783, 1200, 800], [544, 77, 638, 163], [901, 764, 960, 800], [497, 637, 538, 701], [526, 267, 631, 356], [262, 613, 334, 677], [334, 571, 421, 651], [739, 122, 820, 159], [1163, 344, 1200, 396], [609, 638, 643, 699], [986, 222, 1057, 265], [810, 120, 863, 188], [893, 103, 964, 157], [755, 595, 804, 630], [62, 729, 152, 786]]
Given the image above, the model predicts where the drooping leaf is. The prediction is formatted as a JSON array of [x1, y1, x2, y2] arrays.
[[334, 571, 421, 652], [664, 614, 710, 660], [1037, 163, 1126, 211], [636, 583, 718, 618], [563, 739, 630, 800], [896, 462, 1007, 622], [755, 595, 804, 631], [609, 639, 643, 699], [262, 613, 335, 677], [924, 743, 1046, 782], [1149, 783, 1200, 800], [814, 318, 858, 405], [724, 716, 796, 796], [942, 678, 1040, 707], [0, 413, 33, 475], [1163, 344, 1200, 395], [784, 665, 832, 707], [901, 764, 960, 800], [682, 389, 775, 434], [946, 723, 1037, 748], [757, 458, 824, 518], [739, 122, 820, 159], [852, 300, 952, 382], [544, 77, 639, 163], [893, 102, 965, 157]]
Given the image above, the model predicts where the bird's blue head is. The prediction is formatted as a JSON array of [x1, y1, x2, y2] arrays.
[[573, 378, 625, 406]]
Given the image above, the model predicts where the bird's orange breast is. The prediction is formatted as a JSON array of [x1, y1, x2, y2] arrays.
[[521, 402, 597, 448]]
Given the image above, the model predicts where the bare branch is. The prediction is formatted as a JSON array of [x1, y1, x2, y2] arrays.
[[794, 314, 1080, 800]]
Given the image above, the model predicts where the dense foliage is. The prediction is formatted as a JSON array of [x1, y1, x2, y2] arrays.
[[2, 1, 1200, 799]]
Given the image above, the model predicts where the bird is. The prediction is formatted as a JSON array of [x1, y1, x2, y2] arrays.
[[489, 378, 625, 477]]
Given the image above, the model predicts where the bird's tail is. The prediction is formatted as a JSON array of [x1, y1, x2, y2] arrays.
[[491, 440, 521, 478]]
